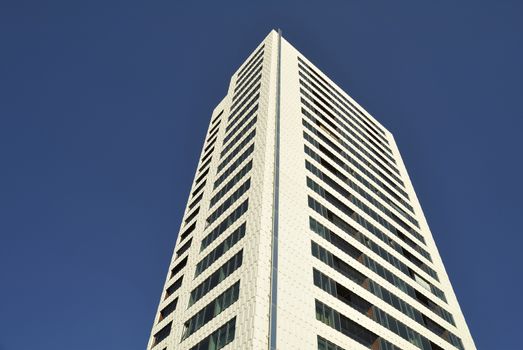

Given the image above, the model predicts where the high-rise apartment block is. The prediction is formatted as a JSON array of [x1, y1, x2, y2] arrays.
[[147, 30, 476, 350]]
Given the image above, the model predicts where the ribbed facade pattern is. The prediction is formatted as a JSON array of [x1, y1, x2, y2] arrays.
[[147, 30, 476, 350]]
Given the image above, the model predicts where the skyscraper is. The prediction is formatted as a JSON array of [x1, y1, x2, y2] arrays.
[[147, 30, 476, 350]]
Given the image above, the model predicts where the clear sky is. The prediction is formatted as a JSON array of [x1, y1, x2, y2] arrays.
[[1, 1, 521, 349]]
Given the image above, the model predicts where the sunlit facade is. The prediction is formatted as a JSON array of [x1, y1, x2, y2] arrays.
[[147, 30, 476, 350]]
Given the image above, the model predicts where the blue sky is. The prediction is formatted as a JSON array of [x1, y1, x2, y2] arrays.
[[1, 1, 521, 349]]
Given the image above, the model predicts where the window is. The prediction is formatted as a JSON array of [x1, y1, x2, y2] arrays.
[[188, 250, 243, 307], [315, 300, 391, 350], [317, 336, 347, 350], [213, 145, 254, 189], [221, 117, 257, 158], [152, 321, 172, 347], [184, 207, 200, 226], [210, 161, 252, 208], [165, 276, 183, 299], [206, 179, 251, 226], [175, 238, 192, 258], [195, 223, 246, 277], [217, 131, 256, 173], [179, 222, 196, 242], [170, 256, 187, 279], [236, 45, 264, 80], [182, 281, 240, 340], [201, 200, 248, 251], [159, 297, 178, 321], [188, 317, 236, 350]]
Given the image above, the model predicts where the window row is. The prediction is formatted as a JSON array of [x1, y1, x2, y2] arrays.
[[305, 145, 418, 227], [311, 216, 440, 301], [298, 66, 391, 155], [311, 237, 454, 327], [210, 160, 252, 208], [303, 120, 412, 211], [221, 116, 257, 159], [182, 281, 240, 340], [232, 65, 262, 104], [300, 79, 397, 171], [297, 57, 388, 142], [307, 158, 423, 245], [195, 223, 246, 277], [315, 300, 400, 350], [159, 297, 178, 322], [307, 179, 433, 264], [201, 199, 249, 251], [236, 44, 264, 81], [224, 103, 258, 139], [206, 179, 251, 226], [317, 335, 347, 350], [152, 321, 172, 348], [217, 130, 256, 173], [189, 250, 243, 307], [188, 316, 236, 350], [180, 221, 195, 243], [303, 109, 409, 202], [213, 145, 254, 189], [313, 269, 462, 350], [301, 97, 404, 189]]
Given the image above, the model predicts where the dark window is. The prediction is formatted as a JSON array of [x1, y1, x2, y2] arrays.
[[195, 223, 246, 277], [210, 161, 252, 208], [206, 179, 251, 226], [159, 298, 178, 321], [152, 321, 172, 347], [188, 250, 243, 306], [184, 207, 200, 226], [175, 238, 192, 258], [179, 222, 196, 242], [182, 281, 240, 340], [214, 145, 254, 189], [170, 256, 187, 279], [188, 317, 236, 350], [165, 276, 183, 299]]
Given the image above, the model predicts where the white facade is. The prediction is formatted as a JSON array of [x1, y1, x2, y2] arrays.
[[147, 30, 476, 350]]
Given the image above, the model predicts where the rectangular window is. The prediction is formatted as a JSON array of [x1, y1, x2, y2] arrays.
[[317, 335, 347, 350], [236, 45, 264, 80], [175, 238, 192, 258], [217, 131, 256, 173], [195, 223, 246, 277], [188, 193, 203, 211], [159, 297, 178, 321], [152, 321, 172, 347], [170, 256, 187, 279], [206, 179, 251, 226], [201, 199, 248, 251], [210, 161, 252, 208], [184, 207, 200, 226], [214, 145, 254, 189], [182, 281, 240, 340], [221, 116, 257, 158], [179, 222, 196, 242], [315, 300, 398, 350], [165, 276, 183, 299], [188, 317, 236, 350], [188, 250, 243, 307], [225, 104, 258, 136]]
